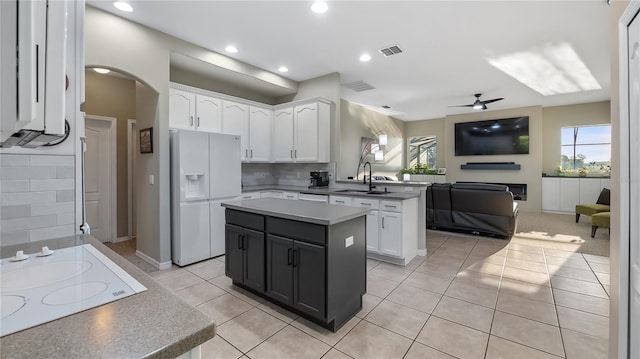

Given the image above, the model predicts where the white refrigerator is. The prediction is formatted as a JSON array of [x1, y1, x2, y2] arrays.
[[170, 130, 241, 266]]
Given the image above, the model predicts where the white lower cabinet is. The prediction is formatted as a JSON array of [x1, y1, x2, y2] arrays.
[[379, 211, 402, 257], [365, 211, 380, 252], [542, 177, 612, 213], [346, 196, 417, 265]]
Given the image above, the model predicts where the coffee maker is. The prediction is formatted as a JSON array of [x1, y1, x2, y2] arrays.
[[309, 171, 330, 188]]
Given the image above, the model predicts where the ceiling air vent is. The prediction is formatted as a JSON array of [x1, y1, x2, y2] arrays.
[[342, 80, 375, 92], [378, 45, 403, 57], [381, 105, 391, 109]]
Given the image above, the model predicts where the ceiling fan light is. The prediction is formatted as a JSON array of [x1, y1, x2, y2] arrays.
[[473, 103, 483, 110]]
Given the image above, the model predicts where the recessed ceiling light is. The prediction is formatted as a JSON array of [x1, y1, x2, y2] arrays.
[[93, 68, 111, 74], [225, 45, 238, 54], [359, 54, 371, 62], [113, 2, 133, 12], [278, 66, 289, 73], [311, 1, 328, 14]]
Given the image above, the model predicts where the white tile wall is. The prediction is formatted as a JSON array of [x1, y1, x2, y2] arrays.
[[0, 154, 76, 244]]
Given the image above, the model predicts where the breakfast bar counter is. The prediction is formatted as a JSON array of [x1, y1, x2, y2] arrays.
[[0, 235, 216, 359]]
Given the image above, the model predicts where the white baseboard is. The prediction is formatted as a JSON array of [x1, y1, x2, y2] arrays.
[[417, 249, 427, 256], [135, 250, 173, 270], [114, 236, 130, 243]]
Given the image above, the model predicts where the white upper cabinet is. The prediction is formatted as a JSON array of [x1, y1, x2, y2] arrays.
[[169, 89, 196, 130], [273, 100, 331, 163], [169, 89, 222, 132], [248, 106, 272, 162], [222, 101, 250, 161], [294, 103, 320, 162], [195, 95, 222, 133], [272, 107, 295, 162], [169, 83, 332, 163]]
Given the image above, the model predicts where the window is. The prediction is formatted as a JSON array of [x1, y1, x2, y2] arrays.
[[409, 136, 437, 169], [561, 125, 611, 172]]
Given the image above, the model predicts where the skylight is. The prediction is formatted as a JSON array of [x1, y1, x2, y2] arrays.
[[487, 42, 601, 96]]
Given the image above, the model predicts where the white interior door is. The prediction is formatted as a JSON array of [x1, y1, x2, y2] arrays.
[[628, 11, 640, 358], [85, 116, 116, 242]]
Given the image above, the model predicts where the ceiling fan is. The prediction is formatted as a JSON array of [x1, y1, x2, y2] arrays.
[[451, 93, 504, 110]]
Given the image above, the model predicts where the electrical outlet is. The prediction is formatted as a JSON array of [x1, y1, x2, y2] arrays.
[[345, 236, 354, 248]]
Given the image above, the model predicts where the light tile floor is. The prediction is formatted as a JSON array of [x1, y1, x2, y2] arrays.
[[146, 230, 610, 359]]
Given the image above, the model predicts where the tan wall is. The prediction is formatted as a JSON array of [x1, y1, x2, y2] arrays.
[[405, 118, 446, 169], [445, 106, 543, 212], [340, 100, 405, 179], [541, 101, 611, 175], [85, 71, 136, 239], [170, 67, 279, 104]]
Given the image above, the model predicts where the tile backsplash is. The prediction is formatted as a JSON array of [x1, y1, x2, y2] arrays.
[[1, 154, 76, 245], [242, 163, 336, 187]]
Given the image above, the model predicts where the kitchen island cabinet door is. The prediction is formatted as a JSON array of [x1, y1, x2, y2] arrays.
[[293, 240, 326, 320], [225, 224, 245, 283], [243, 228, 266, 292], [266, 235, 294, 304]]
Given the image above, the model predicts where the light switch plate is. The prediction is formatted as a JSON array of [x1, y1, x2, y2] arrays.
[[148, 175, 154, 185], [345, 236, 354, 247]]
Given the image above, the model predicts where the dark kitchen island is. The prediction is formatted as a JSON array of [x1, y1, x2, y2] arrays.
[[221, 198, 369, 332]]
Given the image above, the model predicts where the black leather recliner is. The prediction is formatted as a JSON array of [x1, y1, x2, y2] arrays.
[[427, 183, 518, 239]]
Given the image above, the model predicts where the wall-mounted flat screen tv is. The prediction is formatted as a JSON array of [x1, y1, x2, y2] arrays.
[[455, 116, 529, 156]]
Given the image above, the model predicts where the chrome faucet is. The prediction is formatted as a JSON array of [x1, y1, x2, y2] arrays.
[[363, 161, 375, 192]]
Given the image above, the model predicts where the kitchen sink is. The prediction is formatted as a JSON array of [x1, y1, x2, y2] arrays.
[[333, 189, 387, 195]]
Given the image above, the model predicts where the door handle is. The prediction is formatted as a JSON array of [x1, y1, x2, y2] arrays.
[[290, 150, 293, 158], [242, 235, 248, 250], [294, 150, 297, 158], [197, 116, 200, 127], [382, 217, 385, 228], [189, 116, 194, 126], [250, 149, 253, 158], [287, 248, 293, 265], [245, 149, 248, 158], [237, 234, 242, 250], [293, 249, 299, 267]]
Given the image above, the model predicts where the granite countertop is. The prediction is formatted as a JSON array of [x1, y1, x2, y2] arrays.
[[0, 235, 216, 359], [241, 185, 421, 200], [222, 198, 371, 225]]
